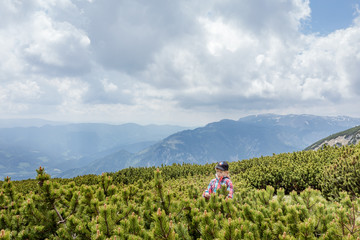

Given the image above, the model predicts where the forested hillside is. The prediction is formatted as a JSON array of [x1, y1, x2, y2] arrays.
[[1, 143, 360, 239]]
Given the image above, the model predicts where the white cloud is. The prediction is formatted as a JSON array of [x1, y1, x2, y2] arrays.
[[0, 0, 91, 79], [199, 17, 256, 56], [6, 81, 41, 102], [101, 79, 118, 93], [292, 23, 360, 100], [23, 11, 91, 74], [1, 0, 360, 125]]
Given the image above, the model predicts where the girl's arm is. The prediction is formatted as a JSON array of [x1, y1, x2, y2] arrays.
[[203, 180, 214, 197], [226, 179, 234, 199]]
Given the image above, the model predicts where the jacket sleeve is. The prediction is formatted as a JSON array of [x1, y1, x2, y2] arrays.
[[226, 179, 234, 199], [203, 180, 214, 197]]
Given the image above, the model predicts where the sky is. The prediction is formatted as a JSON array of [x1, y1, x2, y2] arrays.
[[1, 0, 360, 127]]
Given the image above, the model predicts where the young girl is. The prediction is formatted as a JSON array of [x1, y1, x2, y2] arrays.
[[203, 161, 234, 199]]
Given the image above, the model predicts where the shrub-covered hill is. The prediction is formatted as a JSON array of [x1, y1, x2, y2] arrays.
[[1, 143, 360, 239], [305, 125, 360, 151]]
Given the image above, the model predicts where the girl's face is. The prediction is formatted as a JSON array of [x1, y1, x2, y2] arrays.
[[216, 169, 225, 177]]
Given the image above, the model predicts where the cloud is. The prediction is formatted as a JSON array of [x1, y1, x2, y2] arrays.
[[82, 76, 136, 105], [0, 0, 360, 124], [23, 11, 91, 76], [293, 21, 360, 99], [82, 0, 200, 73], [0, 1, 91, 77], [211, 0, 311, 36], [138, 1, 360, 114]]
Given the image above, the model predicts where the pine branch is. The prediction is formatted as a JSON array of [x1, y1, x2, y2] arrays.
[[54, 204, 65, 224], [104, 205, 110, 237], [174, 204, 186, 218], [116, 207, 133, 224]]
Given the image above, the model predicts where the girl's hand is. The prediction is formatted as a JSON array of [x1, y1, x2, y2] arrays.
[[204, 192, 210, 198]]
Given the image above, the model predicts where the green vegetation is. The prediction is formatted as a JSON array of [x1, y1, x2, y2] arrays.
[[1, 143, 360, 239]]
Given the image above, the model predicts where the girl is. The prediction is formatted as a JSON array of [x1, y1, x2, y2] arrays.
[[203, 161, 234, 199]]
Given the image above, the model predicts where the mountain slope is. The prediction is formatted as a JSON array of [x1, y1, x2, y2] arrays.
[[63, 114, 360, 177], [305, 125, 360, 150], [132, 115, 360, 167], [238, 114, 360, 149], [0, 123, 188, 180], [130, 119, 293, 167], [60, 150, 135, 178]]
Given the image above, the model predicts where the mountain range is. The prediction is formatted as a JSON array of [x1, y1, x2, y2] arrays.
[[59, 114, 360, 178], [0, 123, 188, 180], [1, 114, 360, 180]]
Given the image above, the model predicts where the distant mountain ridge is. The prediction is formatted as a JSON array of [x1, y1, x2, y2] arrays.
[[0, 123, 189, 180], [59, 114, 360, 178], [0, 118, 67, 128]]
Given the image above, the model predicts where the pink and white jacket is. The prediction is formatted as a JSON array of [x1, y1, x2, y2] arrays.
[[203, 175, 234, 199]]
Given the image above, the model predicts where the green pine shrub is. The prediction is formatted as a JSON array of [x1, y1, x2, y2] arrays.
[[0, 143, 360, 238]]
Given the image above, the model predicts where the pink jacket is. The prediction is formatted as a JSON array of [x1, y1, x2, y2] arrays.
[[203, 175, 233, 198]]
